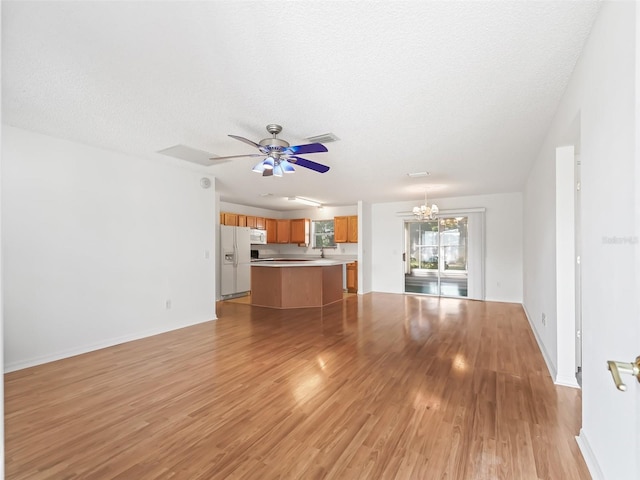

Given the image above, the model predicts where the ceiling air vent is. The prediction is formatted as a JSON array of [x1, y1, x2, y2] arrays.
[[306, 132, 340, 143], [157, 144, 217, 166]]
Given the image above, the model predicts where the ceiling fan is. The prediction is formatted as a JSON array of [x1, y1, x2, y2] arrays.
[[210, 124, 330, 177]]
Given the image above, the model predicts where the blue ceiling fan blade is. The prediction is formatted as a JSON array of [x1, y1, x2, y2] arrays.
[[289, 156, 330, 173], [283, 143, 328, 155]]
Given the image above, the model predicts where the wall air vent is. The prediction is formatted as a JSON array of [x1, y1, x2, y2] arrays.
[[306, 132, 340, 143]]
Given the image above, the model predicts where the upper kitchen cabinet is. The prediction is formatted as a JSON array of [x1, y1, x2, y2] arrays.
[[237, 215, 247, 227], [276, 219, 290, 243], [334, 215, 358, 243], [256, 217, 266, 230], [347, 215, 358, 243], [290, 218, 310, 246], [247, 215, 257, 228], [221, 212, 239, 226], [265, 218, 277, 243]]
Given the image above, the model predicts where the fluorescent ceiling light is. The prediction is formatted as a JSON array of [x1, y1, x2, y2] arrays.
[[287, 196, 322, 207], [407, 171, 430, 178]]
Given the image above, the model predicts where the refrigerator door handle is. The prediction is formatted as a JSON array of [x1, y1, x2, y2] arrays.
[[234, 234, 238, 267]]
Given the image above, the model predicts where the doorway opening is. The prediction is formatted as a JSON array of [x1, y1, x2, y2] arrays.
[[404, 217, 469, 297]]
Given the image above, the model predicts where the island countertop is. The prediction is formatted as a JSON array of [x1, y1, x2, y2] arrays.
[[250, 258, 348, 267], [250, 261, 344, 308]]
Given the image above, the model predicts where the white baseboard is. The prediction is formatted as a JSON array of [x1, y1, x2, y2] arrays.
[[4, 316, 216, 373], [576, 429, 604, 480], [522, 304, 558, 380], [555, 374, 580, 388]]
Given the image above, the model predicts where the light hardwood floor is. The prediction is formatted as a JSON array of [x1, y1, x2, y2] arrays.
[[5, 293, 590, 479]]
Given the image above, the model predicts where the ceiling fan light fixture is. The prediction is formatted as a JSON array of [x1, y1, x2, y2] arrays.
[[252, 162, 266, 173], [280, 159, 296, 173], [273, 164, 283, 177], [263, 157, 274, 169], [217, 125, 330, 176]]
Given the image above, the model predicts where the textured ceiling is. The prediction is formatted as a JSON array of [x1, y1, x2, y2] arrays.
[[2, 1, 600, 210]]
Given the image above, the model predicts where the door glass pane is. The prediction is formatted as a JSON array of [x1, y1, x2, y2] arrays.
[[439, 217, 468, 297], [405, 221, 439, 294], [404, 217, 469, 298]]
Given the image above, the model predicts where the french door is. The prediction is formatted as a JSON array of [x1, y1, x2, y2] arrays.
[[404, 217, 469, 297]]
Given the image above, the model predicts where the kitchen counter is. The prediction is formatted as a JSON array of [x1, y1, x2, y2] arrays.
[[251, 260, 344, 308], [251, 258, 346, 267]]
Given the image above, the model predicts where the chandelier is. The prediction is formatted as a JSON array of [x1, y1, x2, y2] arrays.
[[412, 191, 439, 220]]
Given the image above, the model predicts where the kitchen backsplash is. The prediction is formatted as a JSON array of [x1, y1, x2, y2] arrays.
[[252, 242, 357, 260]]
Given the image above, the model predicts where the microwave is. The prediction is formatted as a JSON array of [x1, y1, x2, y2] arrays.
[[250, 229, 267, 244]]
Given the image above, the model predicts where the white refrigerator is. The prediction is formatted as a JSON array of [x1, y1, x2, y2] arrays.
[[220, 225, 251, 297]]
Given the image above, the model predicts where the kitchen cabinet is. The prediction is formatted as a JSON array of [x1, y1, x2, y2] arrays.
[[334, 216, 348, 243], [222, 212, 238, 226], [221, 212, 266, 230], [346, 261, 358, 293], [290, 218, 310, 246], [347, 215, 358, 243], [276, 219, 290, 243], [266, 218, 277, 243], [334, 215, 358, 243]]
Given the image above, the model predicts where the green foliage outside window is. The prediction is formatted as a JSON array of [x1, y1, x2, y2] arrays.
[[313, 220, 336, 248]]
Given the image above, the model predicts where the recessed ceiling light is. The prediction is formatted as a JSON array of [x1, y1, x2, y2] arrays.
[[407, 171, 431, 178]]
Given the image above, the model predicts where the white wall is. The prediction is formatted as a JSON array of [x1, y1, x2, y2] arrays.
[[0, 119, 5, 477], [2, 126, 217, 371], [371, 192, 523, 303], [523, 3, 638, 478], [358, 201, 373, 294]]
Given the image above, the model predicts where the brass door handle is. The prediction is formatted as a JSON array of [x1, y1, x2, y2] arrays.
[[607, 356, 640, 391]]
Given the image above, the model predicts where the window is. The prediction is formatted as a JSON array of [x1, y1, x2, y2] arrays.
[[312, 220, 336, 248]]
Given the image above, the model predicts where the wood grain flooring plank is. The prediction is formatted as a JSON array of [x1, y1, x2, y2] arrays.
[[5, 294, 591, 479]]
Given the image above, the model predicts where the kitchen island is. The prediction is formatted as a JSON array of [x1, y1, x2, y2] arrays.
[[251, 259, 345, 309]]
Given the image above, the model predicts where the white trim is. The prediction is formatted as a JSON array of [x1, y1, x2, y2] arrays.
[[523, 301, 578, 387], [576, 429, 605, 480], [396, 207, 487, 217], [437, 207, 487, 215], [556, 146, 578, 388], [522, 304, 558, 381], [555, 374, 580, 389], [4, 316, 217, 373]]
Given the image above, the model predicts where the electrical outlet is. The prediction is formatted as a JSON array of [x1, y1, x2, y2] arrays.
[[166, 299, 172, 310], [541, 313, 546, 326]]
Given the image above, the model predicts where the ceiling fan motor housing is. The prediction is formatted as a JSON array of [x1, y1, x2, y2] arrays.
[[259, 137, 289, 150]]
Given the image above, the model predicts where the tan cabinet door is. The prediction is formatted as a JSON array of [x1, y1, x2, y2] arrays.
[[266, 218, 277, 243], [276, 219, 290, 243], [347, 216, 358, 242], [290, 218, 310, 245], [334, 216, 348, 243], [346, 261, 358, 293], [223, 213, 238, 226]]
